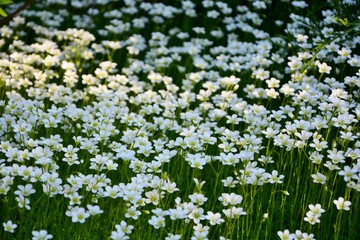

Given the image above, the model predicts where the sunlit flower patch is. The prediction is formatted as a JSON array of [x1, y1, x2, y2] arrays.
[[0, 0, 359, 239]]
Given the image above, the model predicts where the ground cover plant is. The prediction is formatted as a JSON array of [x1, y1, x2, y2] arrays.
[[0, 0, 360, 239]]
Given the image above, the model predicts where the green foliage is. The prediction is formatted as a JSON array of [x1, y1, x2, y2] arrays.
[[0, 0, 12, 17]]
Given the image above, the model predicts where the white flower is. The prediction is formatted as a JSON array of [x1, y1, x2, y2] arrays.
[[333, 197, 351, 211], [186, 153, 208, 169], [125, 206, 141, 220], [189, 193, 208, 206], [3, 220, 17, 233], [218, 193, 243, 206], [188, 207, 206, 224], [304, 212, 321, 225], [265, 170, 284, 184], [311, 172, 327, 184], [32, 230, 53, 240], [222, 207, 247, 218], [165, 233, 182, 240], [301, 232, 315, 240], [192, 224, 209, 239], [87, 204, 104, 215], [287, 56, 303, 71], [221, 176, 239, 188], [308, 204, 325, 217], [115, 221, 134, 234], [145, 189, 162, 205], [337, 47, 351, 58], [14, 184, 36, 196], [253, 68, 270, 80], [266, 88, 280, 99], [168, 207, 187, 220], [15, 195, 31, 210], [277, 229, 295, 240], [206, 211, 224, 225], [111, 230, 129, 240], [68, 206, 90, 223], [148, 215, 166, 229], [316, 61, 332, 74], [338, 166, 358, 182]]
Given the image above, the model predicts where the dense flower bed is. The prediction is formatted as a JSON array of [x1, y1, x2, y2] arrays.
[[0, 0, 359, 239]]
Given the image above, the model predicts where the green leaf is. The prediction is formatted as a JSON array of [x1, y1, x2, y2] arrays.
[[0, 7, 7, 17], [334, 17, 350, 27], [0, 0, 13, 5]]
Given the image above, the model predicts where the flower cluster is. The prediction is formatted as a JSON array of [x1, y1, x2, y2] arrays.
[[304, 204, 325, 225], [278, 229, 316, 240], [0, 0, 359, 239]]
